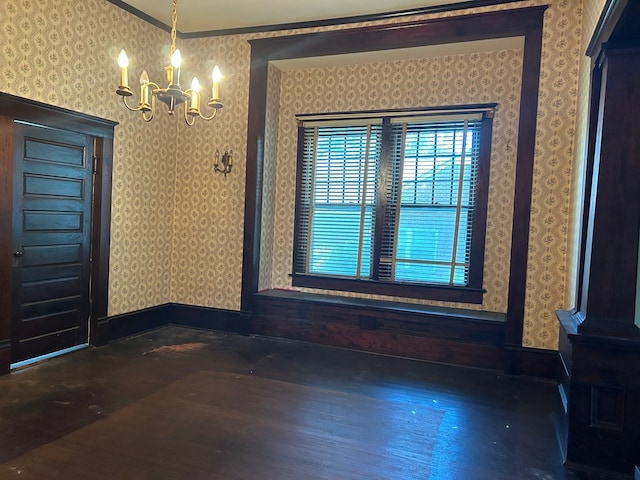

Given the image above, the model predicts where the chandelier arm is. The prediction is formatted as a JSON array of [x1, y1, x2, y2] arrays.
[[116, 0, 224, 126], [121, 81, 162, 112], [122, 95, 144, 112], [142, 94, 156, 122], [184, 105, 196, 126], [196, 108, 219, 121]]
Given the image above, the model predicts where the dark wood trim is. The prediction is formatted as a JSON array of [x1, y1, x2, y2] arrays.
[[253, 290, 506, 370], [0, 116, 13, 375], [107, 304, 171, 341], [247, 7, 548, 61], [586, 0, 629, 57], [243, 6, 548, 350], [291, 124, 307, 278], [94, 315, 110, 346], [88, 135, 113, 347], [0, 341, 9, 376], [372, 118, 392, 280], [182, 0, 527, 38], [252, 290, 558, 377], [107, 0, 525, 39], [255, 314, 505, 370], [168, 303, 247, 334], [503, 11, 546, 373], [0, 92, 116, 139], [107, 304, 247, 341], [241, 51, 269, 312], [576, 64, 603, 311], [291, 275, 484, 303], [469, 111, 494, 295], [291, 106, 493, 302], [0, 93, 116, 372], [512, 345, 559, 379]]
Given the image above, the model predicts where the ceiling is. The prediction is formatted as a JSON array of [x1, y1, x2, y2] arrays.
[[116, 0, 475, 34], [113, 0, 523, 70]]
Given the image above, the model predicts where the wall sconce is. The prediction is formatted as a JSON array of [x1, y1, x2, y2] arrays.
[[214, 149, 233, 176]]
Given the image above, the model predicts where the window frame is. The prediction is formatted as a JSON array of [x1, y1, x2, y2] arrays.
[[292, 105, 495, 303]]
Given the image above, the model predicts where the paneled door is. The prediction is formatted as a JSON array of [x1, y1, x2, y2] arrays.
[[11, 122, 94, 363]]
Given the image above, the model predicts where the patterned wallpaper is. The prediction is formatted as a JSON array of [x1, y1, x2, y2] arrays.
[[259, 64, 283, 292], [564, 0, 607, 308], [167, 34, 251, 311], [257, 0, 585, 348], [0, 0, 176, 317], [520, 0, 583, 348], [269, 49, 523, 314], [0, 0, 607, 349]]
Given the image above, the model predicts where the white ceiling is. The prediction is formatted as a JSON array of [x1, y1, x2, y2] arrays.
[[116, 0, 523, 70], [118, 0, 473, 33]]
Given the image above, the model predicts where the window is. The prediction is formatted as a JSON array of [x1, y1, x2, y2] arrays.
[[292, 106, 494, 303]]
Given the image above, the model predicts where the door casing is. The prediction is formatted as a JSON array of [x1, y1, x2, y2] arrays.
[[0, 92, 116, 374]]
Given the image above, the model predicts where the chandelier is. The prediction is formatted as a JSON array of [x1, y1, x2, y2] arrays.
[[115, 0, 223, 125]]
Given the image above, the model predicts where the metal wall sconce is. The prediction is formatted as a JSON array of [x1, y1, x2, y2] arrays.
[[214, 149, 233, 176]]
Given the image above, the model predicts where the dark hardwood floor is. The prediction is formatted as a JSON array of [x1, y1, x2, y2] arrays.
[[0, 326, 623, 479]]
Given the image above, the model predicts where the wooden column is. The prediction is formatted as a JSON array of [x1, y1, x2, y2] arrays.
[[556, 2, 640, 473]]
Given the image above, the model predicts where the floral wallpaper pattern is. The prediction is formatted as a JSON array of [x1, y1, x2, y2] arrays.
[[564, 0, 607, 308], [269, 48, 523, 315], [0, 0, 176, 316], [0, 0, 604, 349]]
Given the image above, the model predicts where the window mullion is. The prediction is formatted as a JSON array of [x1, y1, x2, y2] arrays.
[[372, 118, 391, 280]]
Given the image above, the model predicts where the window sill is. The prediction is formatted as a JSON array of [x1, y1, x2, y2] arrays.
[[291, 274, 485, 304], [255, 288, 505, 324]]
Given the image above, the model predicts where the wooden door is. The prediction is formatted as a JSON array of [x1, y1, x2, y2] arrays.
[[11, 122, 94, 363]]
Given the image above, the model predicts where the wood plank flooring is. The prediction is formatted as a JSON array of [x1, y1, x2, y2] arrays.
[[0, 326, 623, 479]]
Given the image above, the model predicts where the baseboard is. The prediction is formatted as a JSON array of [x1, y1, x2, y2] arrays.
[[104, 301, 557, 380], [107, 304, 172, 340], [106, 303, 247, 341], [91, 316, 110, 346], [520, 347, 558, 379], [168, 303, 247, 334], [0, 340, 10, 376]]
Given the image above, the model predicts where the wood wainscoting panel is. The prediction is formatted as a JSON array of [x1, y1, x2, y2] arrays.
[[253, 290, 506, 371]]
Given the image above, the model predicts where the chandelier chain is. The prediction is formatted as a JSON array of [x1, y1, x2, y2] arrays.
[[170, 0, 178, 54], [115, 0, 224, 125]]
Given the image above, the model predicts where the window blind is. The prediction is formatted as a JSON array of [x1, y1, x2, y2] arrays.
[[382, 117, 481, 286], [295, 123, 382, 278]]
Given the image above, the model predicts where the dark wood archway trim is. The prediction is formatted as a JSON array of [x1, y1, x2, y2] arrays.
[[0, 92, 116, 374], [241, 5, 547, 372]]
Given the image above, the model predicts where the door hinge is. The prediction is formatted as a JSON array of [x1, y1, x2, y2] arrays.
[[92, 156, 99, 174]]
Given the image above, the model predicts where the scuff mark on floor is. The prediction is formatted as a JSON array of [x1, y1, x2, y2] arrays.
[[143, 343, 207, 355]]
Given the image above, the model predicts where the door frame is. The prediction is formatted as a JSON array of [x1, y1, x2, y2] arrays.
[[0, 92, 117, 374]]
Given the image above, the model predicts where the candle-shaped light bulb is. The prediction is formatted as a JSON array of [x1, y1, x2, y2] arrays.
[[118, 49, 129, 68], [169, 49, 181, 86], [171, 49, 182, 68], [118, 49, 129, 90], [139, 69, 150, 106], [211, 65, 222, 100], [189, 77, 200, 111]]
